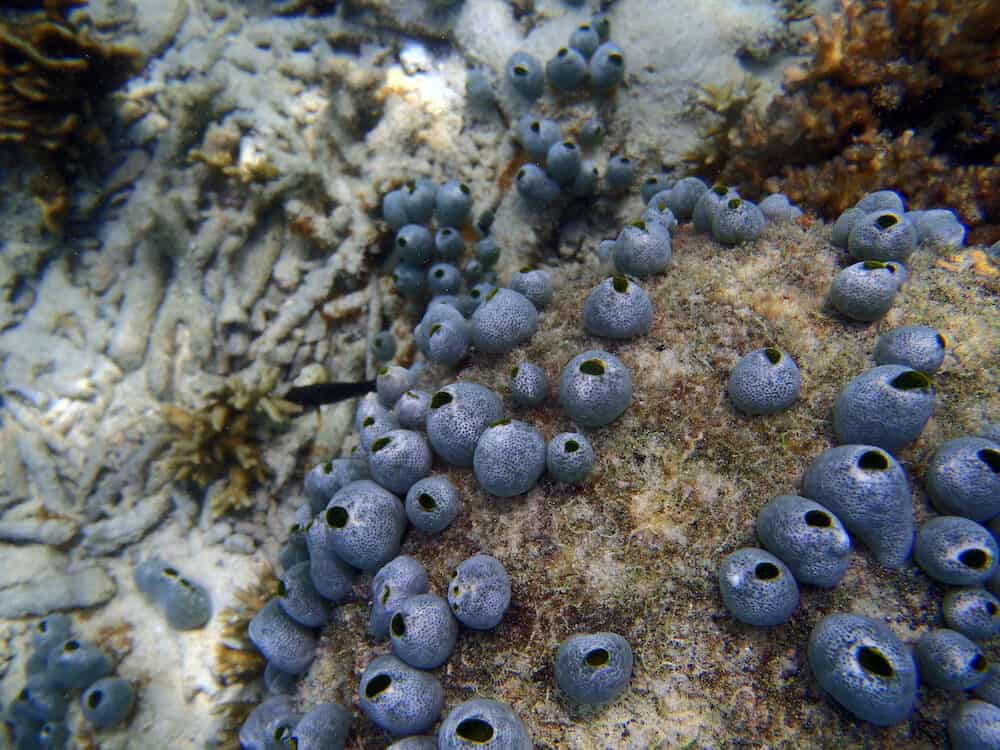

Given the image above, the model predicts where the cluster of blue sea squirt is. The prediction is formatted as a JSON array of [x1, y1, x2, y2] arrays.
[[717, 189, 1000, 746], [238, 171, 683, 748], [4, 614, 137, 746]]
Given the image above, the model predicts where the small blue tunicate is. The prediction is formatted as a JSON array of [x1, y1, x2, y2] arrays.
[[830, 205, 867, 249], [435, 227, 465, 261], [801, 444, 914, 568], [515, 114, 562, 162], [405, 475, 460, 534], [29, 613, 72, 674], [372, 331, 398, 362], [641, 174, 675, 204], [448, 554, 511, 630], [81, 677, 136, 729], [392, 263, 427, 299], [555, 632, 633, 705], [613, 220, 671, 277], [427, 319, 471, 367], [949, 700, 1000, 750], [248, 599, 316, 675], [438, 699, 531, 750], [508, 267, 553, 309], [718, 547, 798, 626], [359, 654, 444, 736], [582, 275, 653, 340], [693, 184, 738, 235], [37, 720, 70, 747], [306, 520, 357, 602], [571, 160, 599, 197], [382, 188, 409, 230], [277, 561, 330, 628], [546, 432, 595, 483], [506, 52, 544, 100], [323, 480, 407, 572], [755, 495, 851, 587], [427, 262, 462, 297], [808, 613, 917, 726], [925, 437, 1000, 522], [726, 348, 800, 415], [395, 389, 431, 431], [389, 593, 458, 669], [468, 281, 497, 310], [402, 179, 437, 224], [915, 516, 998, 586], [578, 117, 604, 148], [905, 208, 966, 249], [358, 406, 401, 453], [829, 261, 900, 322], [395, 224, 433, 266], [473, 419, 546, 497], [589, 42, 625, 92], [604, 155, 635, 193], [435, 180, 473, 228], [239, 697, 300, 750], [545, 141, 582, 186], [510, 362, 548, 407], [712, 197, 765, 246], [377, 364, 414, 409], [664, 177, 708, 221], [425, 382, 504, 467], [546, 47, 588, 92], [873, 325, 947, 375], [134, 558, 212, 630], [642, 191, 679, 233], [758, 193, 803, 223], [847, 211, 918, 262], [13, 674, 68, 722], [471, 288, 539, 354], [914, 628, 989, 691], [289, 703, 352, 750], [516, 163, 561, 208], [414, 299, 468, 358], [856, 189, 905, 214], [477, 236, 501, 269], [369, 555, 430, 640], [942, 588, 1000, 642], [559, 350, 633, 428], [832, 365, 934, 452], [569, 23, 600, 59]]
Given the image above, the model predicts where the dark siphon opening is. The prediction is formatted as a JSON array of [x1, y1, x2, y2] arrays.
[[959, 548, 990, 569], [858, 450, 889, 471], [804, 510, 831, 527], [754, 562, 780, 580], [456, 719, 495, 742], [857, 647, 894, 678], [365, 674, 391, 699]]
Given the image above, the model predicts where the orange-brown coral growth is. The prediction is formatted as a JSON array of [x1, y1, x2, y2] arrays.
[[687, 0, 1000, 244], [0, 1, 141, 230], [161, 369, 302, 518], [0, 4, 139, 151]]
